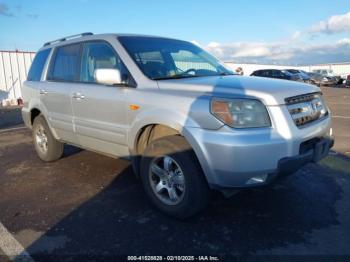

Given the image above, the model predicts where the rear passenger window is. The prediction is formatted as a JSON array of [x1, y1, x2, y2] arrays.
[[27, 48, 51, 81], [48, 44, 81, 82]]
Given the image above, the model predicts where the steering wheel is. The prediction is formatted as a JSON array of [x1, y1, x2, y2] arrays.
[[183, 68, 196, 75]]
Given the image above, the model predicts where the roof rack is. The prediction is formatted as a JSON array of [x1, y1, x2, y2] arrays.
[[43, 32, 93, 47]]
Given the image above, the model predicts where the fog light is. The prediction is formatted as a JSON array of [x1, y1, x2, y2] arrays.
[[246, 174, 268, 185]]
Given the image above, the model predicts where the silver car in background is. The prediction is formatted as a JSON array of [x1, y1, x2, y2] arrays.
[[312, 69, 342, 85], [21, 33, 334, 218]]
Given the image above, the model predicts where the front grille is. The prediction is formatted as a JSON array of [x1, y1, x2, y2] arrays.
[[285, 92, 328, 127]]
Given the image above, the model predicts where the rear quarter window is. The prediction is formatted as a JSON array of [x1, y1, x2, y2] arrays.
[[27, 48, 51, 81], [48, 43, 81, 82]]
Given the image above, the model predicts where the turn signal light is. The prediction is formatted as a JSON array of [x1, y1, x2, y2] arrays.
[[211, 100, 234, 126]]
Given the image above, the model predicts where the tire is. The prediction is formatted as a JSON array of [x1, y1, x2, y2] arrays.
[[140, 135, 209, 218], [32, 115, 64, 162]]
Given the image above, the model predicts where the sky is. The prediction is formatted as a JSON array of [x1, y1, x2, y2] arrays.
[[0, 0, 350, 65]]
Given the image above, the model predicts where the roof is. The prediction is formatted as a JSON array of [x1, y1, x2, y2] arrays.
[[40, 32, 181, 50]]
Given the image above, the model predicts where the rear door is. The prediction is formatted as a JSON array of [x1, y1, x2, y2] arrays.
[[70, 41, 133, 157], [41, 43, 81, 143]]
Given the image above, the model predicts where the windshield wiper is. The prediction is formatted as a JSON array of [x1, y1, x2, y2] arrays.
[[152, 72, 236, 80], [152, 74, 203, 80]]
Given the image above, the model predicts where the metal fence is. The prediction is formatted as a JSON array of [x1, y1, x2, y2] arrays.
[[0, 50, 35, 104]]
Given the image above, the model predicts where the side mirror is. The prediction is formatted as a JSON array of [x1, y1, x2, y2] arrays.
[[94, 68, 122, 86]]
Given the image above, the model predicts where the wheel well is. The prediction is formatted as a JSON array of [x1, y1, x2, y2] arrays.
[[30, 108, 41, 125], [131, 124, 181, 177], [136, 124, 181, 155]]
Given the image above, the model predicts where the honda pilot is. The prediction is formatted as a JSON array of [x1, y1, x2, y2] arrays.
[[22, 33, 334, 218]]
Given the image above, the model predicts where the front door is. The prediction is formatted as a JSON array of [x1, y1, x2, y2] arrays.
[[71, 41, 132, 157]]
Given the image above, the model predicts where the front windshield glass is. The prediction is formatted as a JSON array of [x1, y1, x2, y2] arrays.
[[118, 36, 233, 80], [282, 70, 293, 76], [286, 69, 299, 74]]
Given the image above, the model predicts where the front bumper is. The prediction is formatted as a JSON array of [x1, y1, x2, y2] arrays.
[[266, 136, 334, 184], [184, 113, 332, 189]]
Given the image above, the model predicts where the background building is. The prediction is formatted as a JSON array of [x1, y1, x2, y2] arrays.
[[1, 50, 350, 106]]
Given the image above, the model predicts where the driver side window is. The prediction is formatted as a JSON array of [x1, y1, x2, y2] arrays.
[[80, 41, 134, 85]]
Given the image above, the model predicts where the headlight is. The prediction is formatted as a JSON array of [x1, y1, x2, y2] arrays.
[[210, 98, 271, 128]]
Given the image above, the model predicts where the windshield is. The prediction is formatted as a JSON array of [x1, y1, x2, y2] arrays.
[[282, 70, 293, 76], [118, 36, 233, 80], [286, 69, 299, 74]]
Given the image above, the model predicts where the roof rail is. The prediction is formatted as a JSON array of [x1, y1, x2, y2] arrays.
[[43, 32, 93, 47]]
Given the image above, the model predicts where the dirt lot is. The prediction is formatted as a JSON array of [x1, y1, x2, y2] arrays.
[[0, 86, 350, 261]]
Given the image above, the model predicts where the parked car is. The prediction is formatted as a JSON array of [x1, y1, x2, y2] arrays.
[[284, 69, 311, 83], [346, 75, 350, 87], [312, 69, 342, 85], [22, 33, 334, 218], [306, 72, 337, 86], [250, 69, 302, 81], [340, 73, 350, 84]]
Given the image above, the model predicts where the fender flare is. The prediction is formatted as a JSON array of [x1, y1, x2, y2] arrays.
[[127, 108, 199, 154]]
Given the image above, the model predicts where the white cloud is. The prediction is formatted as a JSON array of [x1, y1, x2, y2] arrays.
[[190, 40, 201, 47], [310, 11, 350, 34], [291, 31, 301, 40], [198, 11, 350, 64], [337, 38, 350, 45], [207, 42, 220, 48], [232, 44, 271, 58], [200, 37, 350, 65]]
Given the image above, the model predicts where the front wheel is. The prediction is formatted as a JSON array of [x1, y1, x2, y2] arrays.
[[33, 115, 64, 162], [140, 135, 209, 218]]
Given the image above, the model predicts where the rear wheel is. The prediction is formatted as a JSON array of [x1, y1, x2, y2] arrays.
[[140, 135, 209, 218], [33, 115, 64, 162]]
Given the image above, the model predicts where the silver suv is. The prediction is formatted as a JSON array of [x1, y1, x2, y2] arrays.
[[22, 33, 334, 218]]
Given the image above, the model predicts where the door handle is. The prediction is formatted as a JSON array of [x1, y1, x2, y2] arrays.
[[39, 89, 48, 95], [73, 92, 85, 100]]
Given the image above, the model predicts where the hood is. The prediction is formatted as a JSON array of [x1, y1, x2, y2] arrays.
[[157, 75, 320, 106]]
